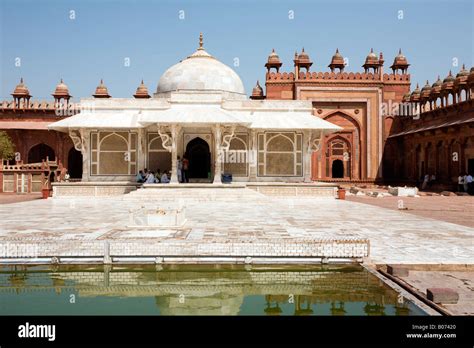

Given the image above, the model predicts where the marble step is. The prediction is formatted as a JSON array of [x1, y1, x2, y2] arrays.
[[123, 187, 266, 201]]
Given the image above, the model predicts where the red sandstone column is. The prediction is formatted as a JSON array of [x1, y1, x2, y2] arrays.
[[311, 151, 317, 180], [460, 139, 466, 174], [27, 173, 32, 193], [0, 161, 3, 193], [446, 143, 452, 182]]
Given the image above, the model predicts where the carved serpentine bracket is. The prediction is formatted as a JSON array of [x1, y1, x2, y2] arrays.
[[156, 125, 173, 152], [307, 130, 324, 153], [156, 124, 182, 153], [220, 125, 237, 151], [69, 129, 85, 152]]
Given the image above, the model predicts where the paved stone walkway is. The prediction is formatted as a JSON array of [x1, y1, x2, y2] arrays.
[[0, 189, 472, 264], [0, 193, 42, 205], [399, 271, 474, 315], [347, 195, 474, 228]]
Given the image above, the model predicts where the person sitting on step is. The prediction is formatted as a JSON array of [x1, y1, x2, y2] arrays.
[[155, 169, 162, 183], [136, 170, 145, 183], [145, 171, 156, 184], [161, 171, 170, 184]]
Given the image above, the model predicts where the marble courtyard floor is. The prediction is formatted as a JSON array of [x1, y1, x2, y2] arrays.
[[0, 188, 472, 265]]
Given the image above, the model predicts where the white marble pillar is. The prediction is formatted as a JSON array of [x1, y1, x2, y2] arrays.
[[170, 124, 180, 184], [213, 125, 222, 184], [303, 130, 313, 183], [137, 128, 147, 173], [304, 130, 322, 183], [248, 130, 258, 181], [157, 124, 180, 184], [79, 129, 90, 182]]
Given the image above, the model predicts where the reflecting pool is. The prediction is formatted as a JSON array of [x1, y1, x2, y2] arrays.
[[0, 264, 426, 315]]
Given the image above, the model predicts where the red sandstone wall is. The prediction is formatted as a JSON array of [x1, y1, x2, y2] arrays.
[[0, 109, 73, 167], [3, 129, 73, 166]]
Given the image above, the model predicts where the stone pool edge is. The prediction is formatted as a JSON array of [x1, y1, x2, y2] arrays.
[[0, 238, 369, 265], [361, 264, 440, 316]]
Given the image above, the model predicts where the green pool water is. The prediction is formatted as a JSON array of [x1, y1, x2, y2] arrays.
[[0, 264, 426, 315]]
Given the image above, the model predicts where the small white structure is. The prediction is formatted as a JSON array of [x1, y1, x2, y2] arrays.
[[129, 204, 186, 228], [388, 186, 419, 197], [49, 34, 341, 183]]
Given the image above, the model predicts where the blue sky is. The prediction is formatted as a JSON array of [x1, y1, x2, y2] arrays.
[[0, 0, 472, 100]]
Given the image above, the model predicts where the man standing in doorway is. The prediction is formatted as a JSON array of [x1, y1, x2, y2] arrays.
[[463, 172, 469, 193], [458, 173, 465, 192], [466, 172, 473, 195], [422, 174, 429, 190], [182, 153, 189, 183], [177, 156, 183, 183]]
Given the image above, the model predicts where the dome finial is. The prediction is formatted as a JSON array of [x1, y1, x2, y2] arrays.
[[199, 32, 203, 50], [93, 79, 110, 98], [250, 79, 264, 99], [134, 79, 150, 99]]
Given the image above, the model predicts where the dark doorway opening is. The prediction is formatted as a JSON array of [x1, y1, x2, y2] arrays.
[[468, 158, 474, 175], [28, 143, 55, 163], [68, 148, 83, 179], [186, 137, 211, 179], [332, 159, 344, 178]]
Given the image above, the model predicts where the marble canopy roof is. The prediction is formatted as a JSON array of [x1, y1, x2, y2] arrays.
[[48, 97, 342, 133]]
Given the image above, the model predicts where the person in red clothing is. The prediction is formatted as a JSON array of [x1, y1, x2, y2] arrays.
[[182, 153, 189, 183]]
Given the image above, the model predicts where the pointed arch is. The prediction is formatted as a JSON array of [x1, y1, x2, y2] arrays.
[[27, 143, 55, 163], [317, 111, 361, 180], [99, 132, 128, 151], [266, 133, 294, 152], [223, 134, 249, 177]]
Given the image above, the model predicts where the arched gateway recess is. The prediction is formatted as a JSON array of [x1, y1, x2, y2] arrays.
[[186, 137, 211, 179], [68, 148, 83, 179], [28, 143, 55, 163], [332, 159, 344, 178]]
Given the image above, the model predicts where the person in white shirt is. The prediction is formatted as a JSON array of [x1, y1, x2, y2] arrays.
[[161, 172, 170, 184], [463, 173, 469, 193], [145, 172, 156, 184], [422, 174, 429, 190], [458, 174, 465, 192], [466, 173, 473, 195]]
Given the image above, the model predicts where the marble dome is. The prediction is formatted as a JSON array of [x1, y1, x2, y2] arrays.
[[156, 38, 246, 97]]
